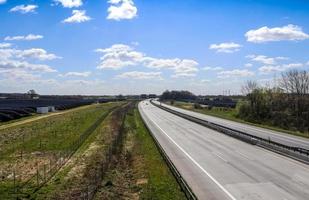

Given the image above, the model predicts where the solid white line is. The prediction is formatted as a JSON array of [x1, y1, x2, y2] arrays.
[[148, 113, 237, 200]]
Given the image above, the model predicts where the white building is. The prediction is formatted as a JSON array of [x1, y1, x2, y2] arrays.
[[36, 107, 49, 114]]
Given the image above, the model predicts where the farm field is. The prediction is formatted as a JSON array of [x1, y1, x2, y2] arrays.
[[0, 101, 123, 199]]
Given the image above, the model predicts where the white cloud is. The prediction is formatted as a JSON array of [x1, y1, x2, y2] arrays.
[[0, 48, 61, 61], [201, 79, 211, 83], [17, 48, 61, 60], [218, 69, 254, 78], [209, 42, 242, 53], [60, 71, 91, 77], [0, 60, 56, 72], [258, 63, 303, 74], [0, 46, 59, 75], [54, 0, 83, 8], [95, 44, 144, 69], [4, 34, 43, 41], [246, 54, 288, 65], [96, 44, 199, 77], [202, 66, 224, 71], [244, 63, 253, 68], [107, 0, 137, 20], [0, 0, 6, 4], [62, 10, 91, 23], [117, 71, 162, 80], [10, 5, 38, 14], [306, 61, 309, 66], [171, 73, 196, 78], [245, 24, 309, 43], [0, 43, 11, 48], [0, 69, 42, 81], [146, 58, 199, 77]]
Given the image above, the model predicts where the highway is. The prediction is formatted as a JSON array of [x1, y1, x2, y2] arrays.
[[152, 100, 309, 150], [139, 100, 309, 200]]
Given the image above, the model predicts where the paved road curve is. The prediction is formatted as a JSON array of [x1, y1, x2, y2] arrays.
[[139, 100, 309, 200], [152, 100, 309, 150]]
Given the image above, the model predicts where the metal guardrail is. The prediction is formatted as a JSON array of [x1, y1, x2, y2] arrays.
[[138, 105, 198, 200], [151, 101, 309, 165]]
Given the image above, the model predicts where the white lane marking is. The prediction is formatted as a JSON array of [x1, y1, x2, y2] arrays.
[[236, 151, 251, 160], [213, 152, 228, 162], [148, 113, 237, 200]]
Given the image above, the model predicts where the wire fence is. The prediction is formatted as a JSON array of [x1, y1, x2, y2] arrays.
[[1, 106, 119, 199], [51, 103, 133, 200]]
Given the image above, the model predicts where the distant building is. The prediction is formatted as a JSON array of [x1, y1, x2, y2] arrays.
[[37, 107, 49, 114], [48, 106, 56, 112]]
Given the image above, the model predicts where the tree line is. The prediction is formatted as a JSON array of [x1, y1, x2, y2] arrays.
[[238, 69, 309, 133], [160, 90, 197, 101]]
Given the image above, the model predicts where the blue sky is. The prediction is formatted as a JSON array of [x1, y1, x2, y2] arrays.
[[0, 0, 309, 95]]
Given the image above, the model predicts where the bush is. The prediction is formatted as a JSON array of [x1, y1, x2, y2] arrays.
[[194, 103, 202, 109]]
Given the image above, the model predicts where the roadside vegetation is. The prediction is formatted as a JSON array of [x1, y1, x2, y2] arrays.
[[0, 102, 122, 199], [161, 69, 309, 138], [0, 101, 185, 199], [238, 70, 309, 135], [94, 105, 186, 200]]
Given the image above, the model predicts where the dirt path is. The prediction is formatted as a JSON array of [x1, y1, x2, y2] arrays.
[[0, 104, 94, 131]]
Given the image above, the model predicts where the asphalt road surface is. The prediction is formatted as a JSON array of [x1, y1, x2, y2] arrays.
[[152, 100, 309, 150], [139, 100, 309, 200]]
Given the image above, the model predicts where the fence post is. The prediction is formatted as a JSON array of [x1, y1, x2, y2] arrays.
[[13, 169, 16, 198], [43, 164, 46, 182], [36, 163, 39, 187]]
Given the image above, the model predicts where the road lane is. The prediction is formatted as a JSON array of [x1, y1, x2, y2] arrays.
[[153, 100, 309, 150], [139, 100, 309, 200]]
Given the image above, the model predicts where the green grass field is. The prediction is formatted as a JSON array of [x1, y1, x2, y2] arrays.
[[131, 107, 186, 199], [0, 102, 186, 199], [93, 104, 186, 199], [0, 102, 123, 199]]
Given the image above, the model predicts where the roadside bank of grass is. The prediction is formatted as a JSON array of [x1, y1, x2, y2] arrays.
[[1, 101, 186, 199], [0, 102, 123, 199], [35, 103, 130, 199], [94, 104, 186, 200]]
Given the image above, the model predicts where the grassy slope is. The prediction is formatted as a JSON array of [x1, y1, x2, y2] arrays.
[[0, 102, 122, 199], [169, 101, 309, 138], [94, 106, 186, 200], [35, 106, 122, 199], [1, 102, 185, 199], [133, 108, 186, 199]]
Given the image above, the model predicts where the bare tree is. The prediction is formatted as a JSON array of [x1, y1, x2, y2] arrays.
[[280, 70, 309, 95], [241, 80, 258, 95], [280, 70, 309, 127]]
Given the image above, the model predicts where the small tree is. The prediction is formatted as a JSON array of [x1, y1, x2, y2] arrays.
[[27, 89, 38, 99]]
